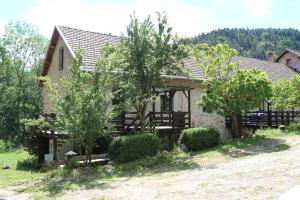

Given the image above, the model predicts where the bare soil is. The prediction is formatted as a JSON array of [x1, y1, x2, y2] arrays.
[[2, 136, 300, 200]]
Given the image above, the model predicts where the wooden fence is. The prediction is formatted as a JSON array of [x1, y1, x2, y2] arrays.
[[226, 110, 300, 129]]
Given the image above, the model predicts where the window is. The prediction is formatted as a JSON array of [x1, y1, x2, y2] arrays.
[[160, 95, 170, 112], [59, 48, 64, 70], [287, 58, 292, 67]]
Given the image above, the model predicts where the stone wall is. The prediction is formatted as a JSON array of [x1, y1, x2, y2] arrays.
[[43, 36, 73, 113], [277, 51, 300, 72], [43, 35, 230, 138]]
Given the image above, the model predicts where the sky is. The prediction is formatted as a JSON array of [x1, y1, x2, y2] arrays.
[[0, 0, 299, 38]]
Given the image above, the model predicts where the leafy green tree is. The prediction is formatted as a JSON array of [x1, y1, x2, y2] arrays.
[[109, 12, 188, 131], [0, 21, 47, 144], [271, 75, 300, 110], [194, 43, 273, 138], [43, 49, 120, 164]]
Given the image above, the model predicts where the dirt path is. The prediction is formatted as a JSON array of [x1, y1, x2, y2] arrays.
[[59, 138, 300, 200], [0, 188, 29, 200], [3, 136, 300, 200]]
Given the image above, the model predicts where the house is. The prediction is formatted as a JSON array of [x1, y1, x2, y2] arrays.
[[41, 26, 298, 162], [274, 49, 300, 72]]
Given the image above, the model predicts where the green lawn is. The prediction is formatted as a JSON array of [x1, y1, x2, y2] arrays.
[[0, 150, 49, 187], [0, 128, 299, 199]]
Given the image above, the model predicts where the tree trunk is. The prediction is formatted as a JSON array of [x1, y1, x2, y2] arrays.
[[85, 146, 92, 166], [231, 112, 240, 139], [139, 105, 147, 132], [237, 113, 243, 137]]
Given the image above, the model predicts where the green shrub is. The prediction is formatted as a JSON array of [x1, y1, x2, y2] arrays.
[[178, 127, 220, 151], [109, 133, 160, 163], [16, 157, 38, 170], [0, 140, 14, 152], [65, 158, 77, 170], [287, 121, 300, 131]]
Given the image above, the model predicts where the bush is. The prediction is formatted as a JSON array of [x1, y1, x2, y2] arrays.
[[0, 139, 14, 152], [287, 121, 300, 131], [109, 133, 160, 163], [16, 157, 38, 170], [178, 127, 220, 151], [65, 158, 77, 170]]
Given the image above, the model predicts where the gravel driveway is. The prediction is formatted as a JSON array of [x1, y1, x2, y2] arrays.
[[60, 137, 300, 200], [2, 136, 300, 200]]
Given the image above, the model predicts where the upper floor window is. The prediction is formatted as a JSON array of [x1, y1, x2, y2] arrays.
[[59, 48, 64, 70], [287, 58, 292, 67]]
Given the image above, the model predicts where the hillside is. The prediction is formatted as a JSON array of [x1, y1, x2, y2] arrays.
[[192, 28, 300, 60]]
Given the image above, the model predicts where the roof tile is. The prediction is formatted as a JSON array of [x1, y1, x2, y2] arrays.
[[58, 26, 297, 82]]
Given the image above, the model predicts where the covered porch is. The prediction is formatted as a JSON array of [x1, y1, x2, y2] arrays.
[[114, 86, 192, 135]]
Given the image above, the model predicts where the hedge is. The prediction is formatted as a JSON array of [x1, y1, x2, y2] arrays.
[[108, 133, 160, 163], [178, 127, 220, 151], [287, 121, 300, 131]]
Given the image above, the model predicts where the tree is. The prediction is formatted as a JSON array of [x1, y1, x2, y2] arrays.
[[271, 75, 300, 110], [44, 49, 120, 164], [193, 28, 300, 60], [110, 12, 188, 131], [0, 21, 47, 144], [194, 43, 273, 138]]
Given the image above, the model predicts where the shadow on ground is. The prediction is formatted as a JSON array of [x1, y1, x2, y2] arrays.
[[216, 135, 290, 158], [17, 167, 113, 197]]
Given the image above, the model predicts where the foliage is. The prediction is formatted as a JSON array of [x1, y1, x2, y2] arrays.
[[0, 139, 15, 152], [65, 158, 77, 170], [109, 133, 160, 163], [43, 49, 120, 164], [108, 12, 188, 131], [194, 43, 273, 138], [22, 117, 50, 163], [192, 28, 300, 60], [287, 121, 300, 132], [271, 75, 300, 110], [178, 127, 219, 151], [16, 157, 38, 170], [271, 80, 296, 110], [0, 21, 47, 144]]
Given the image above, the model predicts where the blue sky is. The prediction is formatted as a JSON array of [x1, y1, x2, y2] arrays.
[[0, 0, 299, 37]]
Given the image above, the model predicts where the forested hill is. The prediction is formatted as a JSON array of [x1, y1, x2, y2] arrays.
[[192, 28, 300, 60]]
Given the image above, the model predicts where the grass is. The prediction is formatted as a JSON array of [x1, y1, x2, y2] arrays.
[[1, 128, 299, 198], [0, 149, 50, 187]]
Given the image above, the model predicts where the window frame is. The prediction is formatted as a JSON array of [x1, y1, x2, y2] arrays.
[[58, 48, 64, 71]]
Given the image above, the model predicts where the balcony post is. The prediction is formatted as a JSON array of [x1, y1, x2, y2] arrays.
[[188, 89, 191, 128]]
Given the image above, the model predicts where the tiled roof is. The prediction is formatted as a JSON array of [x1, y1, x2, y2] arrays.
[[56, 26, 297, 82], [58, 26, 123, 71], [232, 56, 297, 82]]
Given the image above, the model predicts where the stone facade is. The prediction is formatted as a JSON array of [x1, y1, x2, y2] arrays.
[[276, 51, 300, 72], [43, 35, 231, 138], [43, 37, 73, 113]]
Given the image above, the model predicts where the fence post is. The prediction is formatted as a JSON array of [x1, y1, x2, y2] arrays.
[[268, 110, 272, 127], [287, 111, 290, 125], [275, 111, 278, 127]]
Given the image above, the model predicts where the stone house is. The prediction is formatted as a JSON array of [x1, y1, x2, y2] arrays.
[[41, 26, 298, 162], [274, 49, 300, 72]]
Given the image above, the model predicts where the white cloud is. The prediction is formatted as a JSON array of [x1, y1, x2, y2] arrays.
[[216, 0, 225, 5], [26, 0, 212, 37], [246, 0, 272, 19]]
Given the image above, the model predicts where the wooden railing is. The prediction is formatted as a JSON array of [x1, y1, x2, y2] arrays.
[[226, 110, 300, 129], [42, 111, 191, 135], [113, 111, 190, 134]]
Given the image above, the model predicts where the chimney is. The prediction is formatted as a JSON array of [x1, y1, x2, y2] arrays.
[[268, 52, 273, 62]]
